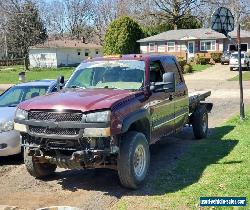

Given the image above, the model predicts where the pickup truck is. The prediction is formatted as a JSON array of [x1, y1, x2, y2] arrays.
[[14, 54, 212, 189]]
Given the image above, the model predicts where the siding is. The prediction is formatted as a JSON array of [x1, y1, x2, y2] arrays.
[[29, 47, 103, 68], [29, 49, 57, 68]]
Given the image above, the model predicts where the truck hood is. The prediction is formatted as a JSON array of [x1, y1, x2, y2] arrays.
[[0, 107, 16, 123], [18, 88, 138, 112]]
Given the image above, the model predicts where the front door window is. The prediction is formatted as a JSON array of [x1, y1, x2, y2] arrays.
[[188, 41, 195, 58]]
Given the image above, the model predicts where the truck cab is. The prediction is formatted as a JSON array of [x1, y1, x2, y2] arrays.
[[14, 55, 211, 189]]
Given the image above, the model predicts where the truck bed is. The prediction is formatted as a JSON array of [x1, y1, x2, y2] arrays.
[[189, 91, 212, 113]]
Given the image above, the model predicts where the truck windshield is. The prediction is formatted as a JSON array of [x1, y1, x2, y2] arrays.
[[231, 54, 245, 59], [0, 86, 48, 107], [66, 60, 145, 90]]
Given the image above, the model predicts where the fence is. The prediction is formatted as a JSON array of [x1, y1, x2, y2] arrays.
[[0, 58, 24, 66]]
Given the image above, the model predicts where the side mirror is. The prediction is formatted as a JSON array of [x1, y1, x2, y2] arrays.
[[57, 75, 65, 90], [151, 72, 176, 93]]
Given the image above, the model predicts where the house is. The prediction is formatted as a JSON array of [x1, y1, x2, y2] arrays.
[[137, 28, 250, 59], [29, 39, 103, 68]]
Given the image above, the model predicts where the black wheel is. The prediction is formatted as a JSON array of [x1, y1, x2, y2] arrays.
[[24, 147, 56, 178], [192, 106, 208, 140], [117, 131, 150, 189], [221, 62, 224, 65], [230, 67, 234, 71]]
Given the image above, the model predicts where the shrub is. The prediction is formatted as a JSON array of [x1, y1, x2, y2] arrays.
[[103, 16, 144, 55], [196, 56, 210, 65], [211, 52, 223, 63], [177, 57, 187, 69], [183, 64, 193, 74]]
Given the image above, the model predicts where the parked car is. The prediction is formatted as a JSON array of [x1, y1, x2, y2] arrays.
[[0, 80, 58, 157], [14, 55, 213, 189], [229, 52, 250, 71], [221, 51, 231, 65]]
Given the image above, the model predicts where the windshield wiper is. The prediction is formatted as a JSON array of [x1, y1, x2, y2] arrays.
[[68, 85, 85, 89]]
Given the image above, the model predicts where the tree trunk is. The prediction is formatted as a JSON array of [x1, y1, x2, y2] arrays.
[[174, 24, 178, 30], [24, 53, 29, 70]]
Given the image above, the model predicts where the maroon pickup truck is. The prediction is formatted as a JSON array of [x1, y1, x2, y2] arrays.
[[14, 54, 212, 189]]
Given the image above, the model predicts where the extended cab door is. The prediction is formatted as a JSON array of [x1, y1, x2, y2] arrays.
[[163, 57, 189, 132], [148, 59, 175, 143]]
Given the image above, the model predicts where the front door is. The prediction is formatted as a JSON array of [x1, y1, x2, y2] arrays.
[[148, 60, 175, 143], [188, 41, 195, 58]]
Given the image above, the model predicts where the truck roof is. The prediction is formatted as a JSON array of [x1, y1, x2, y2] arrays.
[[15, 79, 56, 87], [84, 54, 176, 63]]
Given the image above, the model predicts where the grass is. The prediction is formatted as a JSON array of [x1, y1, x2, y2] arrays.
[[116, 111, 250, 210], [229, 72, 250, 81], [0, 65, 75, 84], [191, 64, 212, 73]]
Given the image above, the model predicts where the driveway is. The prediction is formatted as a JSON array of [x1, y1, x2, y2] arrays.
[[0, 64, 249, 210]]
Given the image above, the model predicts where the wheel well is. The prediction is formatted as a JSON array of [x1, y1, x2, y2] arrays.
[[128, 118, 150, 142]]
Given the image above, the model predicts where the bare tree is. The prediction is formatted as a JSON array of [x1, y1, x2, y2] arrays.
[[200, 0, 250, 27], [152, 0, 200, 29]]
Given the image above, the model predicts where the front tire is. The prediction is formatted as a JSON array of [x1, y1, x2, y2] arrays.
[[230, 67, 234, 71], [192, 106, 208, 139], [24, 147, 56, 178], [117, 131, 150, 189]]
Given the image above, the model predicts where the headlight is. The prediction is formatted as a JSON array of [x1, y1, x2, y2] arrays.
[[86, 111, 111, 123], [0, 121, 14, 132], [15, 108, 28, 121]]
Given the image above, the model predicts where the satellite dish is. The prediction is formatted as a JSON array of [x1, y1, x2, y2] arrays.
[[211, 7, 234, 37]]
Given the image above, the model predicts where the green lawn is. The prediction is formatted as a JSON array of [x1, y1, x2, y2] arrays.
[[229, 72, 250, 81], [0, 65, 75, 84], [116, 111, 250, 210], [192, 64, 212, 73]]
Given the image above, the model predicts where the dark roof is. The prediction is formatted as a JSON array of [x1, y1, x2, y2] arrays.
[[137, 28, 250, 43], [30, 40, 102, 49]]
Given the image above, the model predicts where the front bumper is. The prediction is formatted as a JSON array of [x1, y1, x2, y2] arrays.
[[229, 64, 248, 68], [14, 119, 111, 139], [0, 130, 21, 156]]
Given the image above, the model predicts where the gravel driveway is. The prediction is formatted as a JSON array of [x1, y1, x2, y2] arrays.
[[0, 64, 249, 210]]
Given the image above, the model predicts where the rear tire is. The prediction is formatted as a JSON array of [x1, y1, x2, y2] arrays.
[[192, 106, 208, 140], [230, 67, 234, 71], [117, 131, 150, 189], [24, 147, 56, 178]]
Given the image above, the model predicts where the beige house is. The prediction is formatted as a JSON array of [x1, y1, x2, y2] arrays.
[[137, 28, 250, 59], [29, 39, 103, 68]]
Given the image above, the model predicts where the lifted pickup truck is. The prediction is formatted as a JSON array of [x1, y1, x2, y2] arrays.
[[14, 54, 212, 189]]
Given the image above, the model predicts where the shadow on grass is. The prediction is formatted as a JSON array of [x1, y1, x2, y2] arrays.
[[44, 124, 237, 198]]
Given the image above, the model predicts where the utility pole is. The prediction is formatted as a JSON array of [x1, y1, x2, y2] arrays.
[[237, 24, 245, 120]]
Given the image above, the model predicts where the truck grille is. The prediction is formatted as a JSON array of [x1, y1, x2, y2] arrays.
[[29, 126, 80, 136], [28, 111, 83, 122]]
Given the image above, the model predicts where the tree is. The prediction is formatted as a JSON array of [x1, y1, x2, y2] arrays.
[[103, 16, 144, 55], [6, 1, 47, 69], [152, 0, 199, 30]]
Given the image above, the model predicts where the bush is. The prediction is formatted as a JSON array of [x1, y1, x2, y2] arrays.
[[177, 57, 187, 69], [103, 16, 144, 55], [196, 56, 210, 65], [211, 52, 222, 63], [183, 64, 193, 74]]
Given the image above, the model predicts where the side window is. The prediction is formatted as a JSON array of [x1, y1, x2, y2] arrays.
[[164, 58, 183, 84], [149, 60, 164, 83]]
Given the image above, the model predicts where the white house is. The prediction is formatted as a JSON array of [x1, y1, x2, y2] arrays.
[[29, 39, 103, 68]]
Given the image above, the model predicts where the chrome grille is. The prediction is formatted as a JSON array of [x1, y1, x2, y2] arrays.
[[29, 126, 80, 136], [28, 111, 82, 122]]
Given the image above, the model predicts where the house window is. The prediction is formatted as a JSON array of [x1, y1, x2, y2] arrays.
[[158, 45, 165, 53], [85, 49, 90, 57], [167, 42, 175, 52], [149, 43, 155, 52], [200, 40, 216, 51]]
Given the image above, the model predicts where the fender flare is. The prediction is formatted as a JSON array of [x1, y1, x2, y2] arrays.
[[121, 109, 150, 133]]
